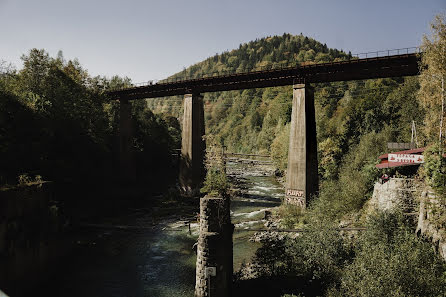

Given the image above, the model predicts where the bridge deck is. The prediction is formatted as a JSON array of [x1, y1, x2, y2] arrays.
[[109, 53, 419, 100]]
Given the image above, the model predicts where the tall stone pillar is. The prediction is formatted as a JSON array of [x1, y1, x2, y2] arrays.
[[285, 84, 318, 208], [180, 93, 206, 195], [195, 196, 233, 297], [119, 99, 136, 181]]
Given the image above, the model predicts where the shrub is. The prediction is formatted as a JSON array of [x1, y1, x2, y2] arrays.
[[286, 221, 352, 288], [420, 145, 446, 229], [422, 144, 446, 192], [200, 166, 229, 197], [248, 221, 352, 295], [330, 211, 446, 297], [306, 129, 389, 223], [270, 123, 290, 173], [276, 204, 304, 229]]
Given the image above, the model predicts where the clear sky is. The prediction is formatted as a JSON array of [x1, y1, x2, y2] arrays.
[[0, 0, 445, 83]]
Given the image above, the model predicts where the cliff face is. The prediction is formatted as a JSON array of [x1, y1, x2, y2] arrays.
[[368, 177, 446, 261], [417, 189, 446, 261], [368, 178, 417, 213]]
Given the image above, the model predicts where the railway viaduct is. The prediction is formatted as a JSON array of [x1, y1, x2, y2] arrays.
[[109, 50, 420, 207]]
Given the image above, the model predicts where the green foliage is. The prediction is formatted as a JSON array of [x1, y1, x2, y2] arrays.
[[132, 100, 180, 170], [270, 123, 290, 172], [309, 130, 390, 223], [0, 49, 178, 188], [250, 212, 446, 297], [420, 145, 446, 229], [201, 143, 229, 197], [0, 49, 114, 185], [286, 222, 351, 286], [422, 144, 446, 192], [200, 166, 229, 197], [276, 204, 303, 229], [329, 212, 446, 297], [418, 14, 446, 143], [318, 137, 341, 180], [252, 237, 289, 277], [248, 221, 352, 296]]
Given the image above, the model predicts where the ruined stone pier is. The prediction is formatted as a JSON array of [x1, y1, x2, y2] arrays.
[[195, 196, 233, 297]]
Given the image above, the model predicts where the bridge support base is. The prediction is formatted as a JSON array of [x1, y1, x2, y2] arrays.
[[285, 84, 318, 208], [180, 93, 206, 195], [119, 99, 136, 182]]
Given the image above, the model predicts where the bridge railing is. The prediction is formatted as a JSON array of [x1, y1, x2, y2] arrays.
[[109, 47, 420, 92], [351, 47, 420, 59]]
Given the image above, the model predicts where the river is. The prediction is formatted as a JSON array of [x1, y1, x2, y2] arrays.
[[43, 161, 283, 297]]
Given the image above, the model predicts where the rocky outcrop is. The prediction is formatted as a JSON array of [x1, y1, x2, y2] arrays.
[[368, 177, 446, 261], [368, 178, 418, 212], [416, 188, 446, 261]]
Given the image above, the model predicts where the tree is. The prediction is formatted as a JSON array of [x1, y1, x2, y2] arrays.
[[418, 14, 446, 145], [319, 137, 341, 180], [19, 49, 50, 97]]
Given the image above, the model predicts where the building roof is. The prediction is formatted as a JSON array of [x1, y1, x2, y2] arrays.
[[376, 147, 425, 169], [377, 147, 425, 160], [376, 161, 419, 169]]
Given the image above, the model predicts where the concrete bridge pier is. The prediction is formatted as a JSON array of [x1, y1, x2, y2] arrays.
[[119, 99, 136, 182], [285, 84, 318, 208], [180, 93, 206, 195]]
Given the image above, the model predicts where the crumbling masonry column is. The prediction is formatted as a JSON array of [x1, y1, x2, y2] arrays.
[[195, 196, 233, 297], [180, 93, 206, 194], [119, 99, 136, 181], [285, 84, 318, 208]]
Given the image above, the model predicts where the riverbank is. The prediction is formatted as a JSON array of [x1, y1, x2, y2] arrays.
[[6, 160, 285, 297], [35, 185, 201, 297]]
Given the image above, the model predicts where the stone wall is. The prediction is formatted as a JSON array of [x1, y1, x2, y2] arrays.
[[195, 196, 233, 297], [0, 182, 61, 296]]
